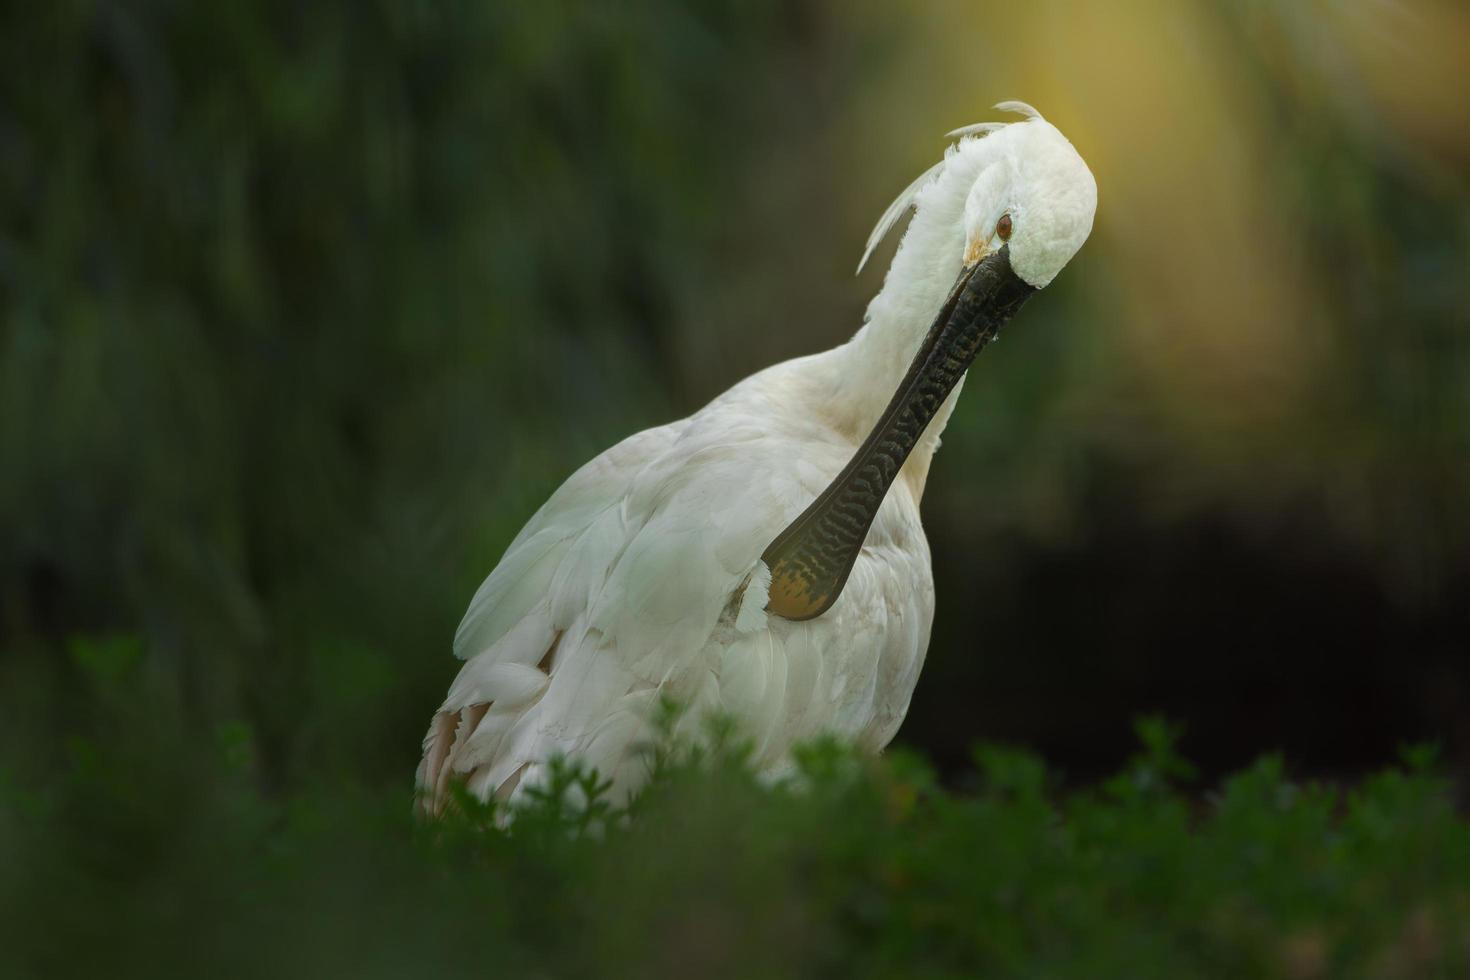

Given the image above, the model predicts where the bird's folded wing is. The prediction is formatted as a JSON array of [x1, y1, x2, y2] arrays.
[[423, 404, 828, 806], [453, 405, 818, 676], [452, 421, 687, 662]]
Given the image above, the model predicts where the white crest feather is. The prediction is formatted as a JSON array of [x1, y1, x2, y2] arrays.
[[945, 120, 1007, 139], [856, 157, 946, 275], [993, 100, 1044, 120]]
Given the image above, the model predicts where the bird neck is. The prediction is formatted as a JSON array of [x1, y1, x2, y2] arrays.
[[833, 156, 978, 497], [761, 244, 1033, 621]]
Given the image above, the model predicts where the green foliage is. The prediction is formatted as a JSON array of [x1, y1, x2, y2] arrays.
[[4, 715, 1468, 979]]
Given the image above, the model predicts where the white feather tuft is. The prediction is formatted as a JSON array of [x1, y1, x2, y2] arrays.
[[734, 561, 771, 634], [993, 100, 1044, 120], [856, 157, 946, 275], [945, 120, 1008, 139]]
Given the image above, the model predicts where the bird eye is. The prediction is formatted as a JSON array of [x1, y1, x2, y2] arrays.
[[996, 213, 1013, 242]]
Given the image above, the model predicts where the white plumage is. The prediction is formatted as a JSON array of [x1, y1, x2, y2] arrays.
[[418, 102, 1097, 814]]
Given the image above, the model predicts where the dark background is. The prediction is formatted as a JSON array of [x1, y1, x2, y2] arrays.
[[2, 0, 1468, 810]]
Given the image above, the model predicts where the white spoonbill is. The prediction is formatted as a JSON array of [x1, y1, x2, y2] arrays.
[[418, 102, 1097, 814]]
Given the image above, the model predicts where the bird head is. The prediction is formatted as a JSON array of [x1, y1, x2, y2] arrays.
[[860, 101, 1098, 293], [954, 107, 1097, 289]]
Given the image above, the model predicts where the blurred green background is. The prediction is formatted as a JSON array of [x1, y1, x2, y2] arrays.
[[3, 0, 1469, 843]]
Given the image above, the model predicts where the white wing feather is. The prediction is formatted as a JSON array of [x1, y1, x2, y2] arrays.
[[452, 423, 685, 661]]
